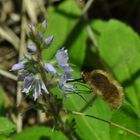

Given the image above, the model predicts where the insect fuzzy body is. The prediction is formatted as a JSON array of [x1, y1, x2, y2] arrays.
[[82, 69, 124, 109]]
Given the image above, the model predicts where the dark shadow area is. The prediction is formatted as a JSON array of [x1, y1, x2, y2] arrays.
[[82, 38, 104, 72], [88, 0, 140, 34], [62, 18, 87, 50], [55, 8, 80, 19], [122, 69, 140, 88], [49, 9, 87, 66], [54, 0, 140, 34], [120, 103, 139, 118], [80, 95, 97, 112]]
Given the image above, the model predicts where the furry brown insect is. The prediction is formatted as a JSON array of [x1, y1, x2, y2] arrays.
[[82, 70, 124, 108]]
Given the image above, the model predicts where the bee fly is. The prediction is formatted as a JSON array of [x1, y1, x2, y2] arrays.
[[82, 69, 124, 109]]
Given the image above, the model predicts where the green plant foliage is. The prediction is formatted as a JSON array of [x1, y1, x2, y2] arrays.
[[64, 19, 140, 140], [43, 0, 140, 139], [96, 19, 140, 114], [0, 117, 16, 137], [64, 69, 112, 139], [65, 96, 111, 140], [0, 86, 4, 116], [93, 19, 140, 140], [13, 126, 68, 140], [110, 104, 140, 140], [44, 0, 87, 66]]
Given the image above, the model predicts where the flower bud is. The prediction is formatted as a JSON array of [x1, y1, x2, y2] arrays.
[[42, 20, 46, 29], [44, 63, 57, 75], [29, 24, 36, 31], [27, 44, 37, 52], [44, 35, 54, 46], [10, 62, 24, 71]]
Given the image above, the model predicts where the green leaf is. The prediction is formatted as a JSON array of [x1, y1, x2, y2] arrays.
[[91, 19, 140, 140], [98, 19, 140, 116], [43, 0, 87, 66], [64, 89, 112, 140], [0, 136, 5, 140], [0, 117, 16, 137], [0, 86, 4, 115], [42, 1, 140, 139], [110, 104, 140, 140], [64, 19, 140, 140], [13, 126, 68, 140]]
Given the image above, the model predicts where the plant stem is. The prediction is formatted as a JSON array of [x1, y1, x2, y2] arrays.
[[0, 69, 17, 81], [36, 49, 74, 139], [16, 0, 26, 133], [82, 0, 94, 15], [72, 111, 140, 138]]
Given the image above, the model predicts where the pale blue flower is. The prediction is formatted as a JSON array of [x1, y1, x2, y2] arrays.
[[58, 82, 76, 98], [10, 62, 24, 71], [22, 74, 35, 93], [21, 74, 49, 100], [58, 72, 75, 97], [44, 63, 57, 75], [63, 84, 76, 92], [44, 35, 54, 46], [27, 44, 37, 52], [59, 72, 72, 87], [33, 80, 42, 101], [55, 48, 68, 68], [42, 20, 46, 29], [55, 48, 75, 97], [55, 48, 73, 72], [61, 65, 73, 73]]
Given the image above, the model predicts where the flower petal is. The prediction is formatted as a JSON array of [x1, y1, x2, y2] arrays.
[[44, 35, 54, 46], [27, 44, 37, 52], [33, 81, 42, 100], [60, 72, 73, 85], [59, 74, 67, 87], [22, 74, 35, 93], [60, 65, 73, 73], [41, 81, 49, 94], [10, 62, 24, 71], [63, 84, 76, 92], [44, 63, 57, 75], [42, 19, 46, 29], [55, 48, 69, 67]]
